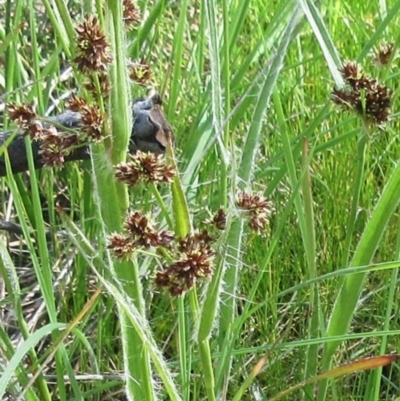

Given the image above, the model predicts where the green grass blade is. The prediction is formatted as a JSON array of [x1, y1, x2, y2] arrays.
[[319, 161, 400, 399]]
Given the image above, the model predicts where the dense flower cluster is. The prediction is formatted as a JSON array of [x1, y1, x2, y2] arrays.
[[128, 60, 152, 85], [108, 211, 174, 260], [7, 104, 81, 167], [372, 42, 395, 67], [332, 61, 391, 124], [211, 208, 227, 231], [73, 15, 112, 99], [123, 0, 141, 30], [155, 231, 215, 296], [66, 96, 106, 142], [114, 151, 176, 186], [73, 15, 112, 73], [8, 103, 36, 127], [236, 191, 272, 233]]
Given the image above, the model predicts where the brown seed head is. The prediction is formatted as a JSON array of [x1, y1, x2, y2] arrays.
[[66, 96, 87, 112], [8, 103, 37, 127], [372, 43, 395, 67], [128, 60, 152, 85], [114, 151, 176, 187], [124, 211, 174, 248], [332, 61, 391, 125], [80, 105, 105, 141], [39, 128, 81, 168], [108, 233, 135, 260], [155, 231, 216, 296], [236, 191, 272, 233], [73, 15, 112, 73], [66, 97, 106, 141], [236, 191, 271, 212], [212, 208, 227, 230], [123, 0, 141, 30]]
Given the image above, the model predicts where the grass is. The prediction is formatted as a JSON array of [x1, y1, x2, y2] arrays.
[[1, 0, 400, 400]]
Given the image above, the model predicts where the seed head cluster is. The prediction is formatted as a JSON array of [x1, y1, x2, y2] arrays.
[[73, 15, 112, 99], [123, 0, 141, 31], [128, 60, 152, 85], [332, 61, 391, 124], [8, 103, 36, 127], [7, 103, 81, 167], [155, 231, 215, 296], [372, 42, 395, 67], [124, 212, 174, 248], [66, 96, 106, 142], [211, 208, 227, 231], [114, 151, 176, 186], [236, 191, 272, 233], [73, 15, 112, 74], [108, 211, 174, 260]]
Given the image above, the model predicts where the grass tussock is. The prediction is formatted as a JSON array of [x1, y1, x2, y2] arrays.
[[1, 1, 400, 400]]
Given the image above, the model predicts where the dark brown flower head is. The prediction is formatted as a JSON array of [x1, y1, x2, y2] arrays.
[[339, 61, 364, 90], [108, 233, 135, 260], [236, 191, 272, 233], [80, 104, 105, 141], [123, 0, 141, 30], [66, 96, 87, 112], [372, 43, 395, 67], [66, 96, 106, 141], [155, 231, 215, 296], [25, 121, 44, 140], [7, 102, 82, 167], [73, 15, 112, 73], [8, 103, 37, 127], [236, 191, 271, 212], [128, 60, 152, 85], [249, 213, 269, 233], [154, 271, 171, 288], [124, 211, 174, 248], [177, 231, 214, 254], [206, 208, 227, 231], [40, 127, 65, 167], [39, 127, 81, 168], [114, 151, 176, 186], [332, 61, 391, 125]]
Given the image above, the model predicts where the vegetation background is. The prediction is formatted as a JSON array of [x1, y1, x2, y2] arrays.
[[1, 0, 400, 400]]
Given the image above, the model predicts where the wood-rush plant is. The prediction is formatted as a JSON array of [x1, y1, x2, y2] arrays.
[[2, 3, 276, 400], [5, 1, 400, 400]]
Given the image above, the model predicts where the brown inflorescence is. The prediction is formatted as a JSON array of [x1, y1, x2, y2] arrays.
[[236, 190, 272, 233], [372, 43, 395, 67], [108, 211, 174, 260], [8, 103, 81, 167], [124, 211, 175, 248], [211, 208, 227, 231], [332, 61, 391, 124], [39, 127, 80, 167], [114, 151, 176, 186], [128, 60, 152, 85], [107, 233, 136, 260], [73, 15, 112, 74], [66, 96, 106, 142], [8, 103, 37, 127], [123, 0, 141, 31], [154, 231, 215, 296]]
